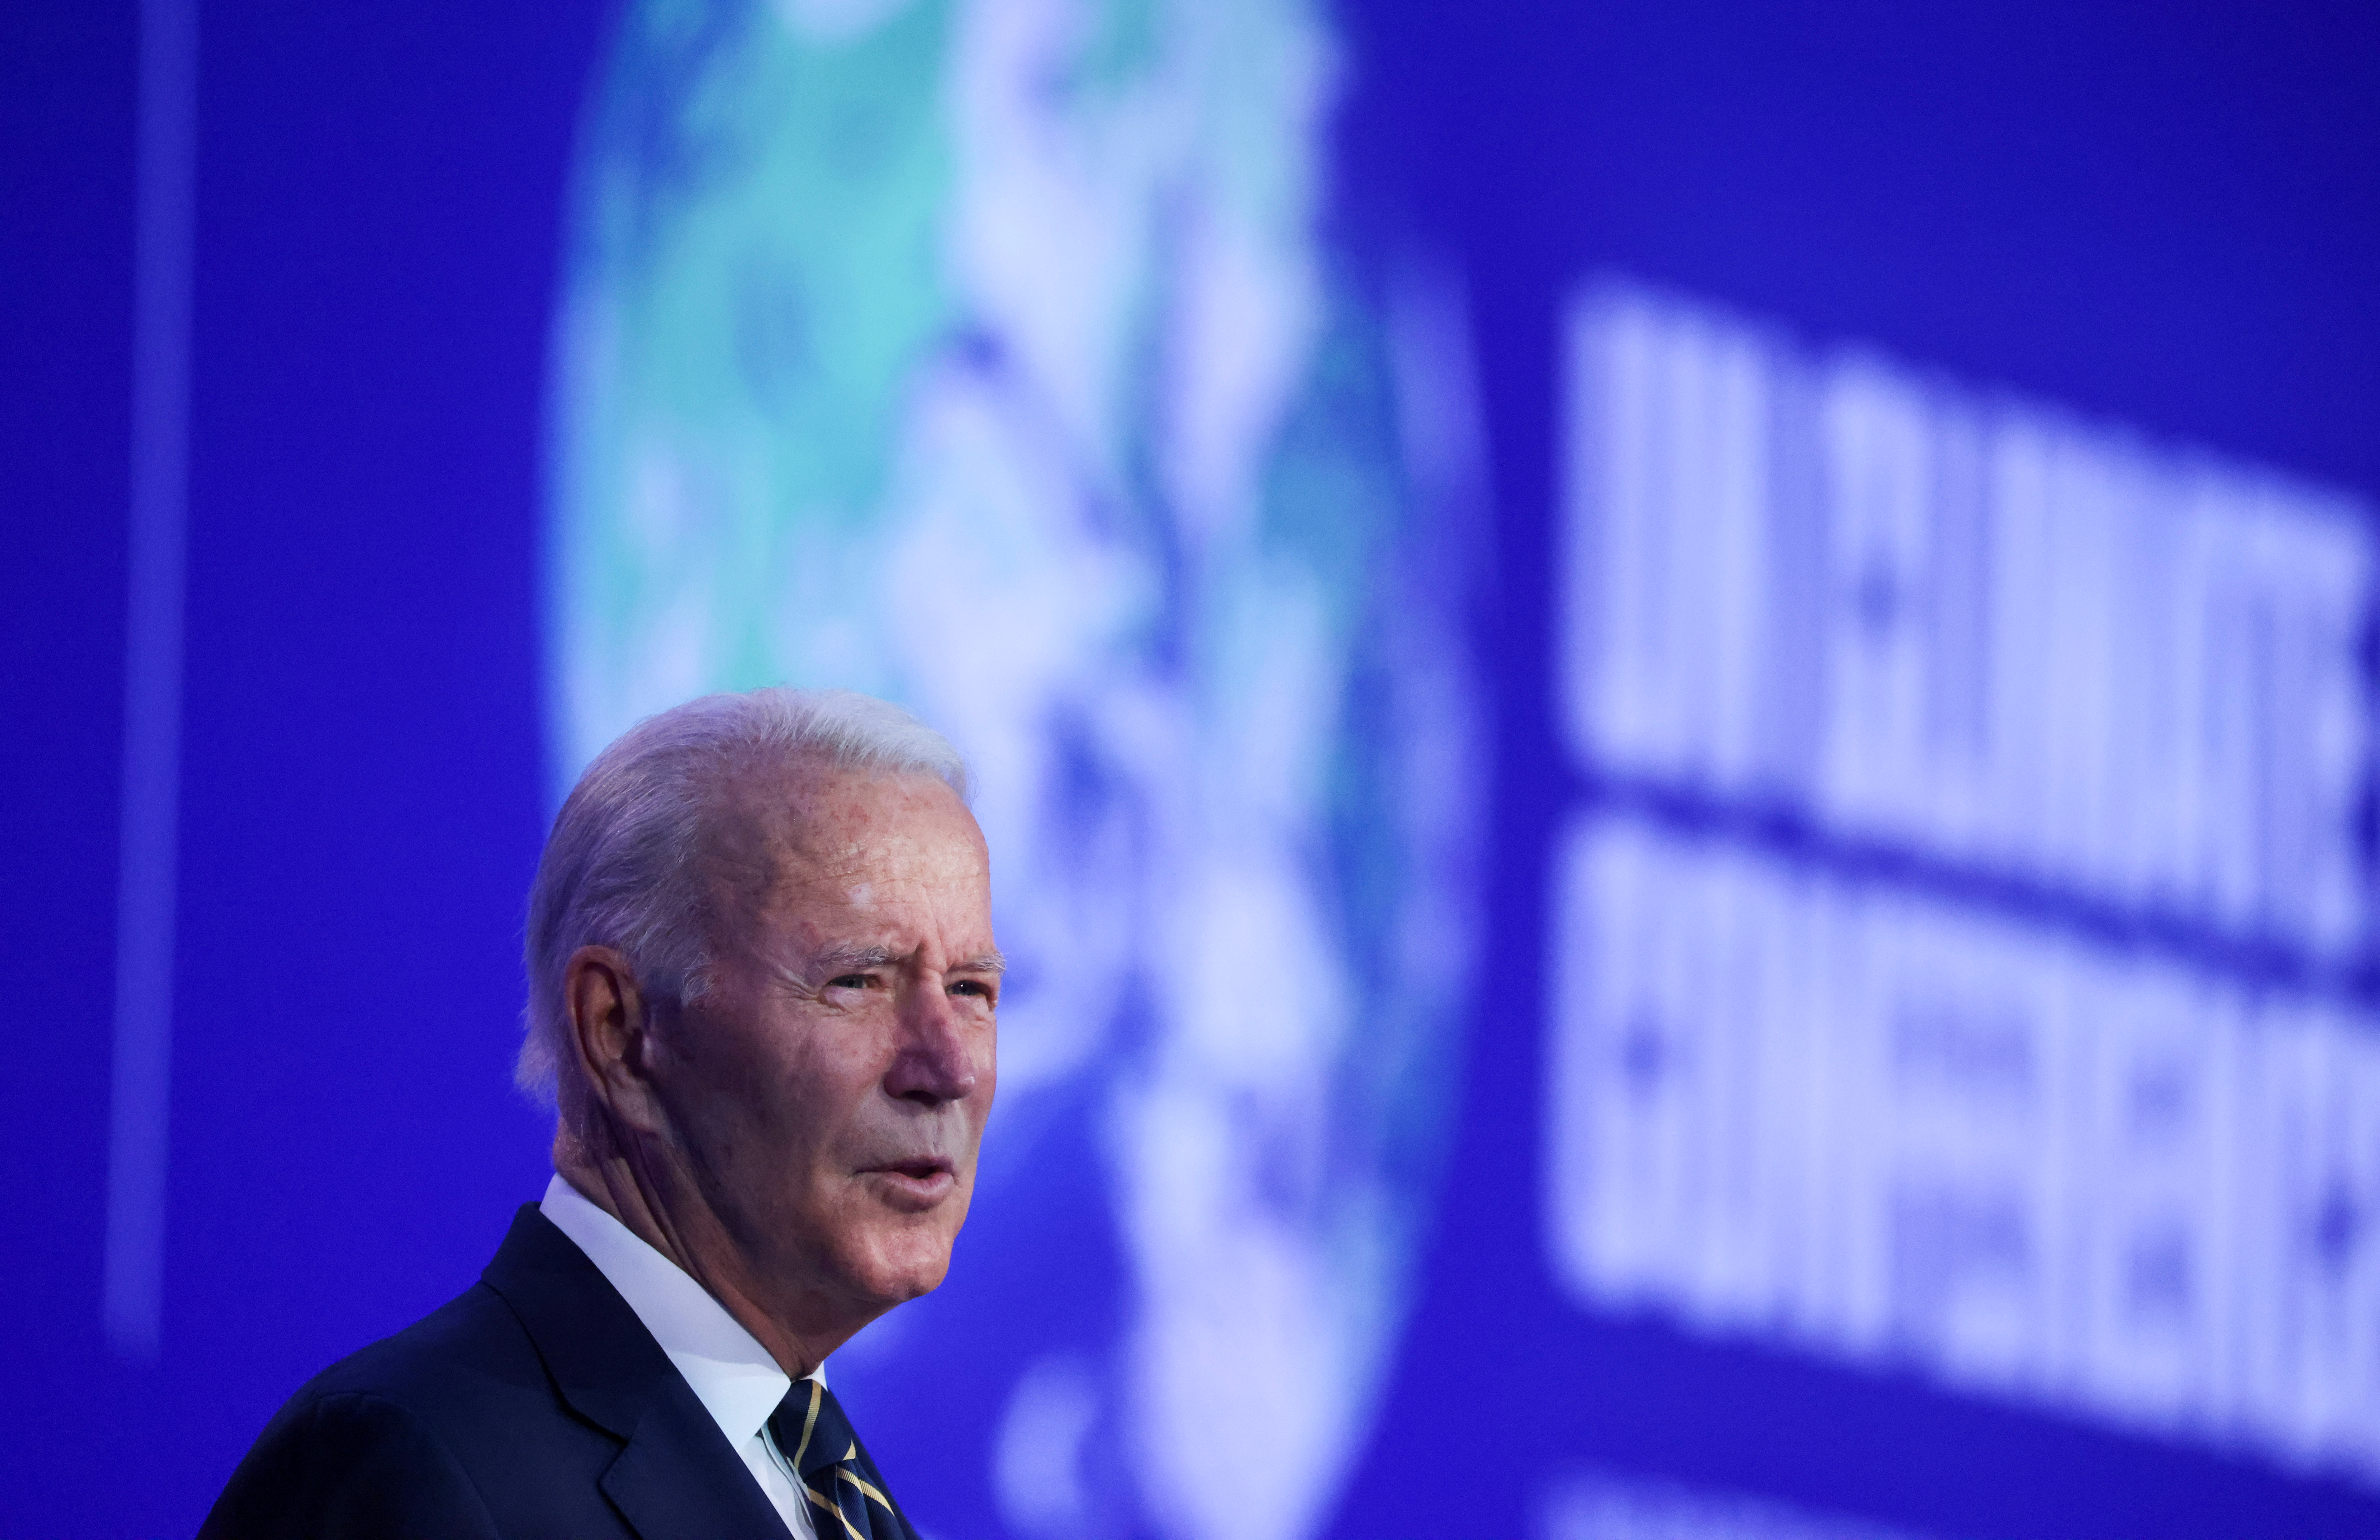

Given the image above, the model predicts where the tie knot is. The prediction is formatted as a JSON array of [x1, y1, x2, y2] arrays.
[[771, 1379, 861, 1480]]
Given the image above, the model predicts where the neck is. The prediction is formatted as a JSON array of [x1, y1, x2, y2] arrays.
[[552, 1120, 860, 1378]]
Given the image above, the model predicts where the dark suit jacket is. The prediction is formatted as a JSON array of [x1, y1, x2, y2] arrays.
[[200, 1204, 918, 1540]]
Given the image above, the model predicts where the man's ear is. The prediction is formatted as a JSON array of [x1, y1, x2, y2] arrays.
[[562, 945, 670, 1138]]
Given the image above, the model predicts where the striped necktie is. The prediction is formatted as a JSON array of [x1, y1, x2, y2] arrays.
[[769, 1379, 906, 1540]]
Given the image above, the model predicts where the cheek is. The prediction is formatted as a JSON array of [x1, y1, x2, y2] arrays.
[[775, 1030, 899, 1166], [671, 1013, 824, 1160]]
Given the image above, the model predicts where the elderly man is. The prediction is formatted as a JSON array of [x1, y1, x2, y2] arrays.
[[201, 688, 1001, 1539]]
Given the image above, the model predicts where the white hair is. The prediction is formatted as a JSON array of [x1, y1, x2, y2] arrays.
[[515, 685, 970, 1109]]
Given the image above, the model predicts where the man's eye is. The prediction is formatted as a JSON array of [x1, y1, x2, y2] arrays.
[[951, 980, 994, 1000], [829, 974, 873, 990]]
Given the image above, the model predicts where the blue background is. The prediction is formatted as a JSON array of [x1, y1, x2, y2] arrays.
[[4, 1, 2378, 1534]]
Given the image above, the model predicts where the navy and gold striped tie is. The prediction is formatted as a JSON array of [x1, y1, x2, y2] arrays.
[[769, 1380, 907, 1540]]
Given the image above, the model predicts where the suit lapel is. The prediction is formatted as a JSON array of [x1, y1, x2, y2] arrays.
[[480, 1204, 794, 1540], [599, 1404, 797, 1540]]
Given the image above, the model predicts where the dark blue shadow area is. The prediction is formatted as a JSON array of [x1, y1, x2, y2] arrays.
[[0, 0, 138, 1525], [0, 2, 608, 1532]]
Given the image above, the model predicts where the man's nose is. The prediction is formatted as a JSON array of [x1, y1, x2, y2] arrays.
[[884, 982, 981, 1107]]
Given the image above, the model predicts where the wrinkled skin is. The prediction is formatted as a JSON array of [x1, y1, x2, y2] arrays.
[[553, 761, 1001, 1375]]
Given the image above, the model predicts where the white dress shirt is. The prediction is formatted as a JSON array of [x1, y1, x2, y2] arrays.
[[540, 1174, 823, 1539]]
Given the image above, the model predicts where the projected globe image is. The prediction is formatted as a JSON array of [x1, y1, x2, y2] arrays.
[[544, 2, 1480, 1537]]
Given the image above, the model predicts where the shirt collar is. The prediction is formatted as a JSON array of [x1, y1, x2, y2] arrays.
[[539, 1173, 822, 1451]]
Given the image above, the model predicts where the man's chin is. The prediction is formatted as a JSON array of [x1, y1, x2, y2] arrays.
[[837, 1227, 958, 1308]]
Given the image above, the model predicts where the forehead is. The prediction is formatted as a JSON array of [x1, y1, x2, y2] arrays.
[[717, 758, 986, 894]]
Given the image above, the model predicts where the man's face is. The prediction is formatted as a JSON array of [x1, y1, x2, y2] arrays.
[[652, 763, 1000, 1323]]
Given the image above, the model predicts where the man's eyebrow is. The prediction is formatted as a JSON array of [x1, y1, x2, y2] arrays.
[[808, 944, 897, 978], [792, 944, 1007, 981]]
